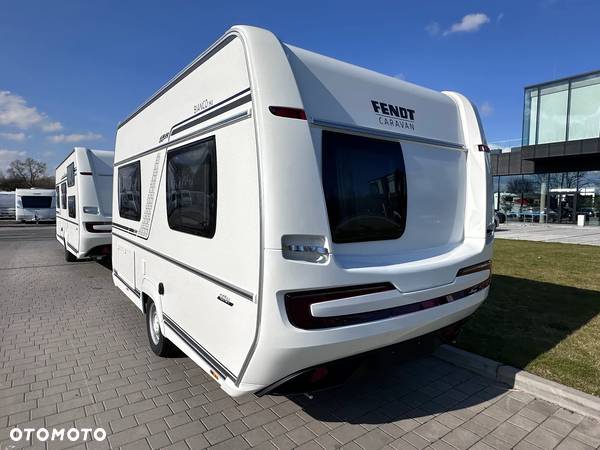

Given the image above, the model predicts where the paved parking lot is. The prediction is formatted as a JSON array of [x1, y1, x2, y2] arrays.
[[496, 223, 600, 246], [1, 225, 599, 450]]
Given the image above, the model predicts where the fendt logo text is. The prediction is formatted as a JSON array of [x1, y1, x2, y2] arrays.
[[371, 100, 416, 130]]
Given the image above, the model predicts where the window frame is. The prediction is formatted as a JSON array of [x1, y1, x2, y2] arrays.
[[55, 186, 60, 210], [67, 195, 76, 218], [118, 160, 142, 222], [321, 130, 408, 244], [60, 183, 67, 209], [67, 162, 76, 187], [165, 136, 218, 239]]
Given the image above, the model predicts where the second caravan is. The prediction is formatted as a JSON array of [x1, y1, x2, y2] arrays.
[[112, 25, 493, 397], [15, 188, 56, 222], [56, 147, 114, 261]]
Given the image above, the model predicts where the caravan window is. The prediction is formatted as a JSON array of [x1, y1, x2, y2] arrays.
[[55, 187, 60, 210], [67, 163, 76, 187], [322, 131, 407, 243], [68, 196, 76, 218], [166, 137, 217, 238], [21, 196, 53, 209], [118, 161, 141, 221], [60, 183, 67, 209]]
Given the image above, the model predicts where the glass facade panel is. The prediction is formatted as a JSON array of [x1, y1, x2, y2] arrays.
[[494, 171, 600, 226], [522, 71, 600, 145], [568, 75, 600, 141], [522, 88, 538, 146], [537, 83, 569, 144]]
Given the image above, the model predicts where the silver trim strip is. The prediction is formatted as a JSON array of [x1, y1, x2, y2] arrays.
[[311, 118, 466, 150], [114, 110, 252, 167]]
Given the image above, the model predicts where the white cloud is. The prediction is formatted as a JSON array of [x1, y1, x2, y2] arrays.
[[42, 121, 63, 132], [48, 131, 102, 144], [480, 101, 494, 117], [425, 21, 441, 36], [0, 131, 26, 141], [497, 12, 505, 22], [0, 91, 63, 132], [0, 149, 27, 170], [394, 73, 406, 81], [444, 13, 490, 35]]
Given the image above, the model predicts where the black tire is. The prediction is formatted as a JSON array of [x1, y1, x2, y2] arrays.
[[64, 248, 77, 262], [146, 300, 177, 357]]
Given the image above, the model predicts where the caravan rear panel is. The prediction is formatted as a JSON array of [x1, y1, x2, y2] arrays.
[[15, 188, 56, 222]]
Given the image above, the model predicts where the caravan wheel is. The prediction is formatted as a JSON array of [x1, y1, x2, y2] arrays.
[[146, 301, 176, 357]]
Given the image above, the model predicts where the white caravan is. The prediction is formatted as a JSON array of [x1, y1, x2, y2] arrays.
[[0, 191, 15, 219], [15, 188, 56, 222], [55, 147, 114, 262], [112, 26, 493, 397]]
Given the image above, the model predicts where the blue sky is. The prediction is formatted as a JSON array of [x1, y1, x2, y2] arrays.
[[0, 0, 599, 174]]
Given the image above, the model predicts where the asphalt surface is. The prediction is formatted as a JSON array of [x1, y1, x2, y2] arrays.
[[1, 225, 599, 450]]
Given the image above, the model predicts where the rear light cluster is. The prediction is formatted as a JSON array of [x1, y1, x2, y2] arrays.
[[269, 106, 307, 120], [456, 260, 492, 277], [284, 277, 491, 330]]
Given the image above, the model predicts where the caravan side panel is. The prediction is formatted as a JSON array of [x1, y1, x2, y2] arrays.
[[113, 35, 261, 381]]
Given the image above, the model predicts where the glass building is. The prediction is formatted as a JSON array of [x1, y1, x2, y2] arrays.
[[492, 70, 600, 226]]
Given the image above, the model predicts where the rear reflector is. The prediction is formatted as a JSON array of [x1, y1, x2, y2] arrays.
[[478, 144, 491, 152], [269, 106, 307, 120], [457, 260, 492, 277]]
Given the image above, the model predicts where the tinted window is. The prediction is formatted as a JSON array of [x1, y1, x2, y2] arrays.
[[21, 196, 53, 209], [118, 161, 141, 221], [60, 183, 67, 209], [55, 187, 60, 210], [322, 131, 407, 243], [68, 196, 76, 218], [67, 163, 76, 187], [166, 137, 217, 238]]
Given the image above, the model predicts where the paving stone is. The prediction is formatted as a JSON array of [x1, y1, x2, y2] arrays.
[[555, 436, 595, 450], [414, 420, 451, 442], [540, 416, 575, 437], [396, 432, 429, 449], [241, 426, 271, 446], [354, 428, 395, 450], [490, 422, 528, 446], [441, 426, 480, 449], [285, 425, 317, 446], [166, 420, 207, 443], [204, 424, 233, 445], [330, 423, 370, 445], [524, 427, 563, 449]]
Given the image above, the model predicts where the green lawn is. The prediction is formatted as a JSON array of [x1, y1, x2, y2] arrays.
[[455, 238, 600, 396]]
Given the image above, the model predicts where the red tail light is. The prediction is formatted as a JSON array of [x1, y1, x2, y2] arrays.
[[269, 106, 307, 120]]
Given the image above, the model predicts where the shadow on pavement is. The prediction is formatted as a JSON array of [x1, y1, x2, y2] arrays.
[[286, 353, 507, 425]]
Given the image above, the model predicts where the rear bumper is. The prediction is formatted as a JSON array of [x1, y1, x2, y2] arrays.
[[255, 317, 469, 396], [237, 284, 488, 394]]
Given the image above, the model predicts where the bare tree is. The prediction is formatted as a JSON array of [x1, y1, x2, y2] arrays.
[[7, 158, 47, 187]]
